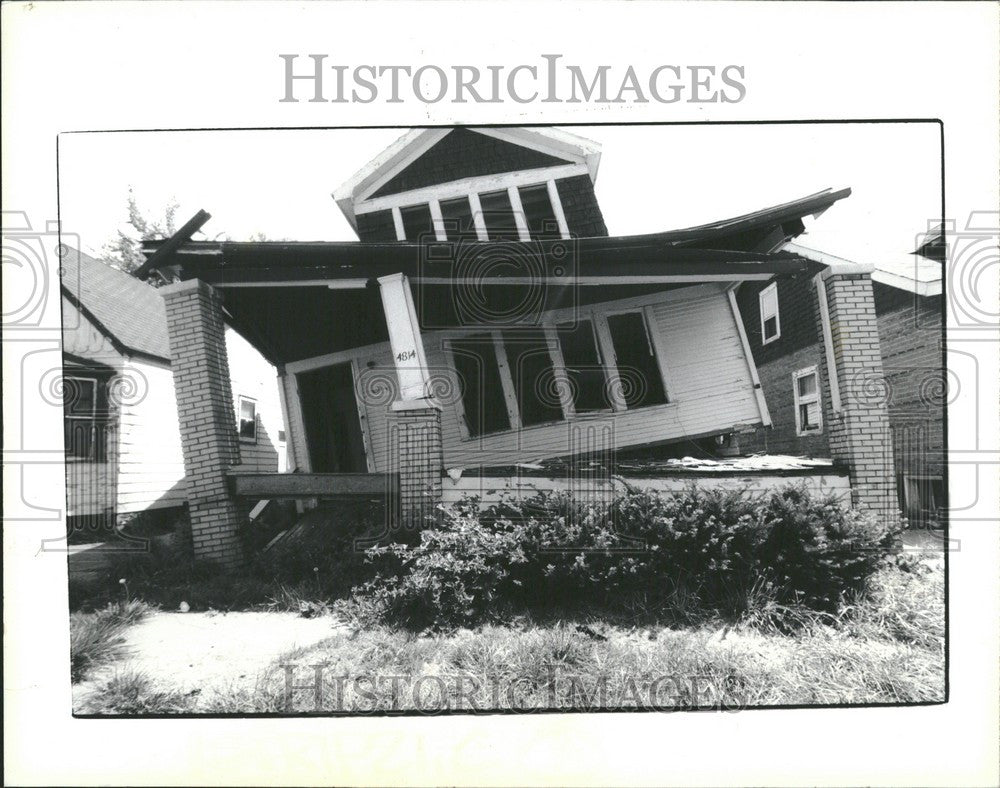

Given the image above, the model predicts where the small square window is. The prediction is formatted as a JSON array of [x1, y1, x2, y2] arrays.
[[238, 396, 257, 443], [793, 366, 822, 435], [759, 282, 780, 344]]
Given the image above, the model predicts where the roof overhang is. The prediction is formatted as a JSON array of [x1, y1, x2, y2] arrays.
[[147, 236, 824, 289], [785, 241, 943, 296]]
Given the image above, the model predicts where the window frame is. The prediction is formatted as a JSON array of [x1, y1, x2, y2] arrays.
[[446, 303, 673, 442], [237, 394, 258, 444], [792, 365, 822, 436], [759, 282, 781, 345], [389, 178, 571, 243], [63, 374, 100, 461]]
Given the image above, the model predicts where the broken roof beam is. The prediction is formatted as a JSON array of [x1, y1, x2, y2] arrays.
[[132, 209, 212, 280]]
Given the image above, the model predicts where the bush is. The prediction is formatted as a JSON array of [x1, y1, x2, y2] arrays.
[[352, 485, 900, 630]]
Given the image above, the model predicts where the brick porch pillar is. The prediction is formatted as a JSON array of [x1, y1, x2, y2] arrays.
[[391, 399, 444, 530], [377, 273, 443, 530], [815, 272, 899, 526], [160, 279, 246, 568]]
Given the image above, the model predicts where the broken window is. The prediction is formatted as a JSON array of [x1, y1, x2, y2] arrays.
[[606, 311, 668, 409], [556, 319, 611, 412], [450, 335, 511, 437], [400, 203, 435, 241], [759, 282, 780, 344], [502, 329, 565, 427], [440, 196, 476, 240], [518, 184, 561, 239], [793, 366, 822, 435], [479, 189, 520, 241], [238, 395, 258, 443]]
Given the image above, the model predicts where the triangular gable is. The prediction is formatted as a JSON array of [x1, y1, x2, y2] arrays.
[[370, 128, 572, 198], [333, 126, 602, 232]]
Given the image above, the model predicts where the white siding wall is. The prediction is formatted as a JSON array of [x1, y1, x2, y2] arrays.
[[291, 284, 763, 473], [227, 327, 286, 473], [115, 358, 187, 513]]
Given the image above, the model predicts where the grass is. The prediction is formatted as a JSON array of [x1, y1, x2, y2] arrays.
[[69, 599, 155, 683], [75, 561, 944, 714]]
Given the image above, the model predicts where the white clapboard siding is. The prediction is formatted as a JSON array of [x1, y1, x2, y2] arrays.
[[227, 328, 285, 473], [114, 359, 187, 513], [340, 285, 763, 473], [440, 473, 852, 506]]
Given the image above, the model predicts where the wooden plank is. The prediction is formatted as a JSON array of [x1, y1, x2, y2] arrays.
[[228, 471, 396, 498]]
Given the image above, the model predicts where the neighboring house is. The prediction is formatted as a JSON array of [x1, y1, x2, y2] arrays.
[[60, 247, 286, 533], [734, 231, 945, 527], [139, 126, 903, 568]]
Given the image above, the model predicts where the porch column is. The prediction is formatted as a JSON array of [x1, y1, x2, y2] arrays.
[[160, 279, 246, 568], [815, 272, 899, 526], [377, 273, 443, 530]]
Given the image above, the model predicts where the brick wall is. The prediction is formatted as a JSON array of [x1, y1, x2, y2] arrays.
[[873, 283, 945, 479], [390, 402, 444, 531], [740, 344, 831, 457], [160, 279, 246, 568], [818, 274, 898, 524], [373, 129, 568, 198]]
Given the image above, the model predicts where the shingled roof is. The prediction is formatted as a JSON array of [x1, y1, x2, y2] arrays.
[[60, 246, 171, 362]]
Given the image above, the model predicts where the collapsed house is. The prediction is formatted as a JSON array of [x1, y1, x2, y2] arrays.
[[140, 127, 900, 567]]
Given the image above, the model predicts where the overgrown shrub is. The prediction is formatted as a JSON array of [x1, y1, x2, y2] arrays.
[[352, 485, 900, 630]]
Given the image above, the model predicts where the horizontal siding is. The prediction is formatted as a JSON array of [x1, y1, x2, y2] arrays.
[[114, 360, 187, 513], [227, 328, 285, 473], [339, 286, 762, 472]]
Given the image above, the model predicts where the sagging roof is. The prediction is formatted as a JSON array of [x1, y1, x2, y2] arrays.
[[146, 235, 826, 287], [61, 246, 171, 362]]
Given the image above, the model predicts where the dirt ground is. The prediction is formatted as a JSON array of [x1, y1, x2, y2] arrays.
[[73, 611, 344, 710]]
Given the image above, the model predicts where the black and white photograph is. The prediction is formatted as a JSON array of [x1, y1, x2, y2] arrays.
[[57, 122, 947, 715], [3, 2, 997, 786]]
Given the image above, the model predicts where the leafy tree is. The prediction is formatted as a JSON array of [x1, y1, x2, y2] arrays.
[[101, 188, 180, 275]]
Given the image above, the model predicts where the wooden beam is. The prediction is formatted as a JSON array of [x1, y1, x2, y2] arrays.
[[227, 471, 396, 499], [133, 209, 211, 279]]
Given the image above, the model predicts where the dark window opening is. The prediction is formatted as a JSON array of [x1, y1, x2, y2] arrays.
[[556, 319, 611, 412], [502, 330, 565, 427], [606, 311, 668, 409], [400, 203, 435, 241], [763, 316, 778, 341], [440, 196, 476, 240], [297, 363, 368, 473], [64, 374, 111, 461], [479, 190, 520, 241], [451, 335, 510, 437], [518, 184, 560, 239]]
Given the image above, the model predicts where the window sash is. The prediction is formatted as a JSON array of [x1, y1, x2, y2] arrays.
[[793, 367, 821, 435], [759, 282, 780, 343], [238, 396, 258, 443], [449, 306, 672, 441]]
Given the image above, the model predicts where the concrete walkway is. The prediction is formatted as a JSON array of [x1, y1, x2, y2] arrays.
[[74, 610, 345, 709]]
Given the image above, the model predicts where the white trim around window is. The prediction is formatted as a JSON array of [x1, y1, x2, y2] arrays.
[[237, 395, 258, 444], [792, 366, 822, 436], [759, 281, 780, 344]]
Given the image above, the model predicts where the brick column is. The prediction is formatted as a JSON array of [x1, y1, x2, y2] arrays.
[[160, 279, 246, 568], [815, 272, 899, 526], [391, 399, 443, 531]]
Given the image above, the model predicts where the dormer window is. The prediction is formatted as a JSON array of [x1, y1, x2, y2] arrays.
[[518, 184, 561, 239], [478, 190, 519, 241], [399, 204, 434, 242]]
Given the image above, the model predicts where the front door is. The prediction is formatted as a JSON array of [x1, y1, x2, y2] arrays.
[[297, 363, 368, 473]]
